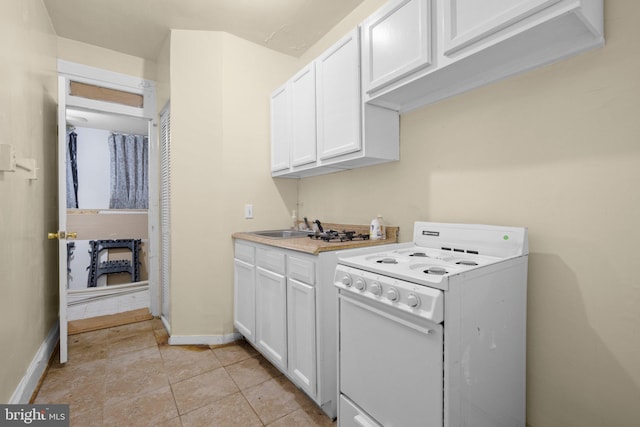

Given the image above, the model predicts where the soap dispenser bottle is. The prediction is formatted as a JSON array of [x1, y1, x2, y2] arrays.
[[370, 214, 385, 240]]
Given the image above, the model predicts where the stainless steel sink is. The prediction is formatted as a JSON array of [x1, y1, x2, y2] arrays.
[[251, 230, 310, 239]]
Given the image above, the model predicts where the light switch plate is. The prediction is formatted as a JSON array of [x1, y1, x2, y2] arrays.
[[245, 204, 254, 219]]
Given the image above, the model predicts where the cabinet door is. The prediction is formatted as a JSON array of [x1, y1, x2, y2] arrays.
[[233, 259, 255, 342], [287, 278, 316, 397], [316, 29, 361, 161], [442, 0, 561, 56], [256, 267, 287, 370], [270, 83, 291, 172], [361, 0, 433, 95], [291, 64, 317, 167]]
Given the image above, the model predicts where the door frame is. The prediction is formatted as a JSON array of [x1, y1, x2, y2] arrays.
[[57, 60, 159, 362]]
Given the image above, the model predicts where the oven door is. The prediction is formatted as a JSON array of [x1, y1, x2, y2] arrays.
[[339, 292, 444, 427]]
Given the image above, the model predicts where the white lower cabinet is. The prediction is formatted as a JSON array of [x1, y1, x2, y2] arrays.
[[233, 239, 340, 419], [233, 259, 255, 342], [256, 266, 287, 371], [233, 242, 256, 343], [287, 278, 316, 397]]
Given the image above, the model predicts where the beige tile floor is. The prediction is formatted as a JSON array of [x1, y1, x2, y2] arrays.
[[34, 319, 336, 427]]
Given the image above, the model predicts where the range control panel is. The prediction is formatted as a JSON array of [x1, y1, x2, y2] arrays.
[[334, 265, 444, 324]]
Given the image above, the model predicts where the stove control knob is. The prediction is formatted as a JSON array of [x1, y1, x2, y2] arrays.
[[407, 293, 420, 308], [369, 281, 382, 296], [354, 278, 366, 291], [341, 275, 352, 287], [386, 287, 399, 302]]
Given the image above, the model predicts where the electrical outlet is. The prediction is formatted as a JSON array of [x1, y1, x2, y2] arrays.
[[244, 204, 253, 219]]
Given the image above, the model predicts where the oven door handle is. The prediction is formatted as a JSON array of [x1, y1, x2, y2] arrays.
[[353, 414, 379, 427], [339, 293, 434, 335]]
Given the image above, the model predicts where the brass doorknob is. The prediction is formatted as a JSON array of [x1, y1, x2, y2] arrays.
[[47, 231, 77, 239]]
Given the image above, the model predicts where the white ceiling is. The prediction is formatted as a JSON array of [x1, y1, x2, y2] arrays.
[[43, 0, 365, 60]]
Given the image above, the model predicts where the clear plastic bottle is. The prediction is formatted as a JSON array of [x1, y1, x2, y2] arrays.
[[370, 214, 385, 240], [370, 217, 379, 240]]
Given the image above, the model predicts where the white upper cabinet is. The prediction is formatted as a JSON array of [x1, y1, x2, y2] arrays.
[[363, 0, 603, 112], [361, 0, 433, 96], [442, 0, 561, 56], [271, 27, 399, 178], [291, 63, 317, 167], [316, 29, 362, 161], [270, 84, 290, 172], [442, 0, 560, 56]]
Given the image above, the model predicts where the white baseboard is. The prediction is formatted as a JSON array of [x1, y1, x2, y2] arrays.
[[160, 315, 171, 334], [168, 332, 241, 346], [10, 323, 59, 404]]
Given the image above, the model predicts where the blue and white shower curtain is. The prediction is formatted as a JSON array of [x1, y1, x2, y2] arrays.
[[108, 133, 149, 209]]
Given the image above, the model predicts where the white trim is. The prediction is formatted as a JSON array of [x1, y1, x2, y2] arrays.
[[160, 315, 171, 334], [10, 324, 59, 404], [57, 59, 152, 92], [57, 59, 157, 123], [168, 332, 241, 346]]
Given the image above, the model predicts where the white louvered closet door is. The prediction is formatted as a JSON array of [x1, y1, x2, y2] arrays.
[[160, 104, 172, 327]]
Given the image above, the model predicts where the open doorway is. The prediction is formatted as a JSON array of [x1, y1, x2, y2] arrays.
[[65, 108, 152, 324], [56, 60, 159, 362]]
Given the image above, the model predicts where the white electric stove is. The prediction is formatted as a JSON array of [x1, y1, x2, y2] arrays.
[[334, 222, 529, 427]]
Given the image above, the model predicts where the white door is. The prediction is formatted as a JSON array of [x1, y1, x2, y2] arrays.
[[270, 84, 291, 172], [361, 0, 433, 95], [287, 278, 316, 396], [234, 259, 256, 342], [256, 266, 287, 370], [55, 75, 70, 363], [159, 104, 171, 326], [442, 0, 561, 56], [339, 294, 443, 426], [290, 63, 317, 168], [316, 29, 361, 161]]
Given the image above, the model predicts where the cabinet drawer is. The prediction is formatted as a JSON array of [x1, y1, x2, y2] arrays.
[[257, 248, 286, 274], [288, 256, 316, 285], [235, 242, 255, 264]]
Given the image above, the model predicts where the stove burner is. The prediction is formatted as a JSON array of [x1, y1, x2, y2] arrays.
[[377, 258, 398, 264], [409, 252, 429, 257], [309, 229, 370, 243], [424, 267, 447, 275], [456, 260, 479, 266]]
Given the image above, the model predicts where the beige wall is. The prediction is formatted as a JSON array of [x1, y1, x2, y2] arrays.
[[57, 37, 157, 81], [0, 0, 58, 403], [156, 34, 171, 113], [168, 30, 299, 336], [297, 1, 640, 426]]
